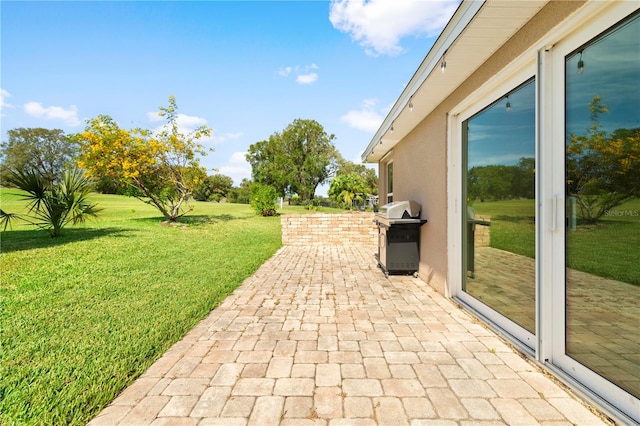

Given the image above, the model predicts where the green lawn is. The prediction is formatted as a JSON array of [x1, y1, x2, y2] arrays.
[[472, 198, 640, 285], [0, 190, 335, 425], [567, 198, 640, 285], [472, 199, 536, 259]]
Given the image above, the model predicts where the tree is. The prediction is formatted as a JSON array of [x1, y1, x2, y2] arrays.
[[3, 167, 101, 237], [0, 128, 77, 185], [227, 179, 252, 204], [75, 96, 211, 222], [335, 159, 378, 196], [193, 174, 234, 202], [467, 165, 515, 202], [246, 119, 339, 201], [467, 158, 535, 202], [567, 96, 640, 223], [328, 172, 369, 209], [513, 157, 535, 200]]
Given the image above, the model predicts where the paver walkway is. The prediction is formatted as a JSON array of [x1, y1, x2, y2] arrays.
[[89, 245, 608, 425], [472, 246, 640, 397]]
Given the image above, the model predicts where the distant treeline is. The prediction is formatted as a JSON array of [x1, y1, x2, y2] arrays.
[[468, 157, 534, 202]]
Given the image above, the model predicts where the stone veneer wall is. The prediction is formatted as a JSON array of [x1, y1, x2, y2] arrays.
[[281, 212, 377, 247], [474, 215, 491, 247]]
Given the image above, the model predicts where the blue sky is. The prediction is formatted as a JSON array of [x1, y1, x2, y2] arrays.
[[467, 80, 535, 169], [1, 0, 459, 194]]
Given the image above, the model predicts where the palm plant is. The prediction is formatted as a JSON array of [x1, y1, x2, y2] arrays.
[[0, 209, 18, 232], [4, 167, 101, 237]]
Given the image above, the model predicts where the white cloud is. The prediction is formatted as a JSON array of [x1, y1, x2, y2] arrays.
[[329, 0, 459, 56], [146, 110, 243, 148], [148, 112, 213, 141], [229, 151, 249, 165], [362, 98, 378, 109], [341, 110, 383, 133], [218, 151, 252, 185], [279, 64, 320, 85], [147, 111, 163, 122], [210, 131, 244, 145], [352, 153, 368, 164], [279, 66, 294, 77], [1, 89, 14, 112], [23, 101, 81, 126], [340, 98, 386, 133], [147, 111, 208, 126], [175, 113, 207, 128], [296, 73, 319, 85]]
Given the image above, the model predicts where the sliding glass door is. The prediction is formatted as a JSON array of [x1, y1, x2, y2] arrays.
[[450, 4, 639, 420], [563, 11, 640, 401], [461, 79, 537, 345]]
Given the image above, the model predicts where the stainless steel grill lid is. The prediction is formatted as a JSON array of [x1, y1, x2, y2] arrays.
[[378, 200, 421, 219]]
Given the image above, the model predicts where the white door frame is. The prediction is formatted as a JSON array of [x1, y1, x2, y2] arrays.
[[544, 2, 640, 421], [447, 1, 640, 422], [447, 58, 538, 352]]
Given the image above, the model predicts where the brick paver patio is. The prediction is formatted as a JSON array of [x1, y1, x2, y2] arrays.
[[471, 246, 640, 398], [89, 245, 609, 425]]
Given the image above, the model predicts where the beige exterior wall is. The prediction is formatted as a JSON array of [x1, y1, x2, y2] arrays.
[[393, 113, 448, 294], [379, 159, 393, 206], [380, 1, 585, 296], [379, 161, 388, 204]]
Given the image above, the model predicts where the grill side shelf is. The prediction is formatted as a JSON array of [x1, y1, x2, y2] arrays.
[[374, 216, 427, 228]]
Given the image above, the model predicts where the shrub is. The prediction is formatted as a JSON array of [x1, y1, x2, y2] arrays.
[[289, 195, 301, 205], [250, 183, 277, 216], [3, 167, 101, 237]]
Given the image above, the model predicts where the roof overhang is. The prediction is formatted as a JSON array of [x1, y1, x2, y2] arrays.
[[362, 0, 550, 163]]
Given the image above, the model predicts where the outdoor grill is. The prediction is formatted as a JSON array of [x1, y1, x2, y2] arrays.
[[374, 200, 427, 277]]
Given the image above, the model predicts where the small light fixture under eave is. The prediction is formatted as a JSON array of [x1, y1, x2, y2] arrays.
[[379, 138, 383, 145], [577, 51, 585, 75], [408, 96, 413, 112], [505, 95, 511, 112], [390, 120, 394, 132], [440, 49, 447, 73]]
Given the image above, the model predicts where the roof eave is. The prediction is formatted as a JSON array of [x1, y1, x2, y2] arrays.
[[361, 0, 485, 163], [362, 0, 550, 163]]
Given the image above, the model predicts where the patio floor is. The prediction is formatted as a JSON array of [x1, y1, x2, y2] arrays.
[[471, 246, 640, 398], [89, 245, 609, 425]]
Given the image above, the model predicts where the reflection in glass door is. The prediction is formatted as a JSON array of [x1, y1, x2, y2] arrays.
[[462, 79, 536, 336], [565, 11, 640, 399]]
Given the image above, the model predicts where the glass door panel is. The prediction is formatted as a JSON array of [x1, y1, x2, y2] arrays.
[[565, 11, 640, 399], [462, 79, 536, 335]]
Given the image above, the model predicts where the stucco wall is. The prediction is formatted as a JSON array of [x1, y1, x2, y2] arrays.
[[381, 1, 585, 296], [281, 213, 377, 247], [393, 109, 449, 294]]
